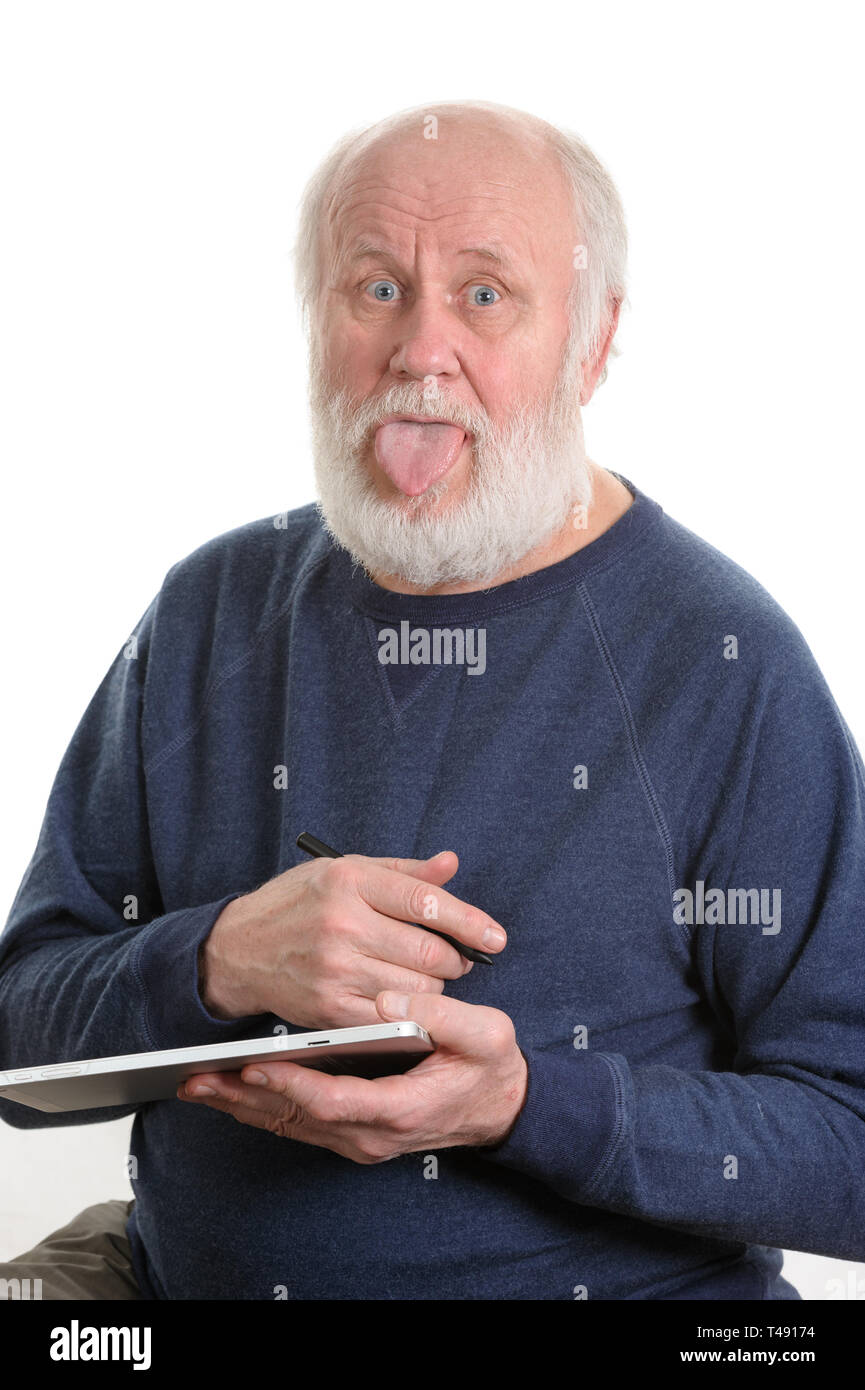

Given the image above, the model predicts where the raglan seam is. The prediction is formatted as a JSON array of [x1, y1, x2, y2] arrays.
[[577, 580, 680, 920], [143, 545, 333, 777]]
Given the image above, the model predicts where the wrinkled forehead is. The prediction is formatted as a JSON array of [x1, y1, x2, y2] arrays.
[[323, 121, 578, 275]]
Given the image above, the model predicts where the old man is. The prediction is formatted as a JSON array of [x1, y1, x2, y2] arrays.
[[2, 101, 863, 1300]]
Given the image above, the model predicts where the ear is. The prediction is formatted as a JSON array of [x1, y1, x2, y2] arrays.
[[579, 298, 622, 406]]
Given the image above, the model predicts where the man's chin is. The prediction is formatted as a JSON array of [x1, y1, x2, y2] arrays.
[[314, 483, 483, 588]]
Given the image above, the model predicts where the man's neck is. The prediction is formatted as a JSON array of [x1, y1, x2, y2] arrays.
[[370, 466, 635, 596]]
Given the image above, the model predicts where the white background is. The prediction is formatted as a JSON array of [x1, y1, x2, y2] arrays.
[[1, 0, 863, 1300]]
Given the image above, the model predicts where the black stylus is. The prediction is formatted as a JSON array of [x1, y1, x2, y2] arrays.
[[296, 831, 494, 965]]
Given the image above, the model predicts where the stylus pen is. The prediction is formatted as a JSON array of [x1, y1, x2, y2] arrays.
[[296, 831, 493, 965]]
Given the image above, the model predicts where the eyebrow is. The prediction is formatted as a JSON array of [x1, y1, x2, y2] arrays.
[[345, 241, 514, 269], [346, 241, 393, 264], [457, 245, 512, 267]]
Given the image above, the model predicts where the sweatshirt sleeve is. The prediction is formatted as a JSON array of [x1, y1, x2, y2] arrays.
[[480, 619, 865, 1261], [0, 583, 267, 1130]]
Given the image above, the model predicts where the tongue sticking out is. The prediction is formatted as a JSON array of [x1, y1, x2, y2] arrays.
[[374, 421, 466, 496]]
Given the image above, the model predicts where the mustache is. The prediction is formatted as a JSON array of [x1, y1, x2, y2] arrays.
[[325, 381, 493, 450]]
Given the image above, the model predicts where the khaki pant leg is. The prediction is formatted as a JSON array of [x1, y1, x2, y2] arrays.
[[0, 1199, 143, 1300]]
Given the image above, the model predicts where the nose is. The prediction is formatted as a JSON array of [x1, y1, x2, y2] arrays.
[[388, 297, 462, 385]]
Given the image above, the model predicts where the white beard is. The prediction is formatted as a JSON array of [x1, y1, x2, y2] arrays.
[[307, 328, 594, 589]]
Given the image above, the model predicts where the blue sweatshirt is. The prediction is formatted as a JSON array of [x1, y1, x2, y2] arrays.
[[2, 475, 864, 1300]]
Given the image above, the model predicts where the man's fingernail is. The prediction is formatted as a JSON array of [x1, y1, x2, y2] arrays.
[[483, 926, 506, 948], [381, 992, 410, 1018], [245, 1070, 268, 1086], [190, 1083, 216, 1096]]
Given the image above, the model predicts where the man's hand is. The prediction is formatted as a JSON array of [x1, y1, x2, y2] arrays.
[[199, 851, 507, 1029], [177, 992, 529, 1161]]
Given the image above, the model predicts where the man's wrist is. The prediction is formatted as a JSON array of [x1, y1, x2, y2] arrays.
[[481, 1048, 529, 1148], [198, 898, 258, 1020]]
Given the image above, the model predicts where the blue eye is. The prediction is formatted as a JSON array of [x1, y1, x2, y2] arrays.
[[367, 280, 401, 302], [470, 285, 499, 306]]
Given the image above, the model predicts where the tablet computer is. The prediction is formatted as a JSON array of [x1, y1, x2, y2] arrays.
[[0, 1021, 433, 1113]]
